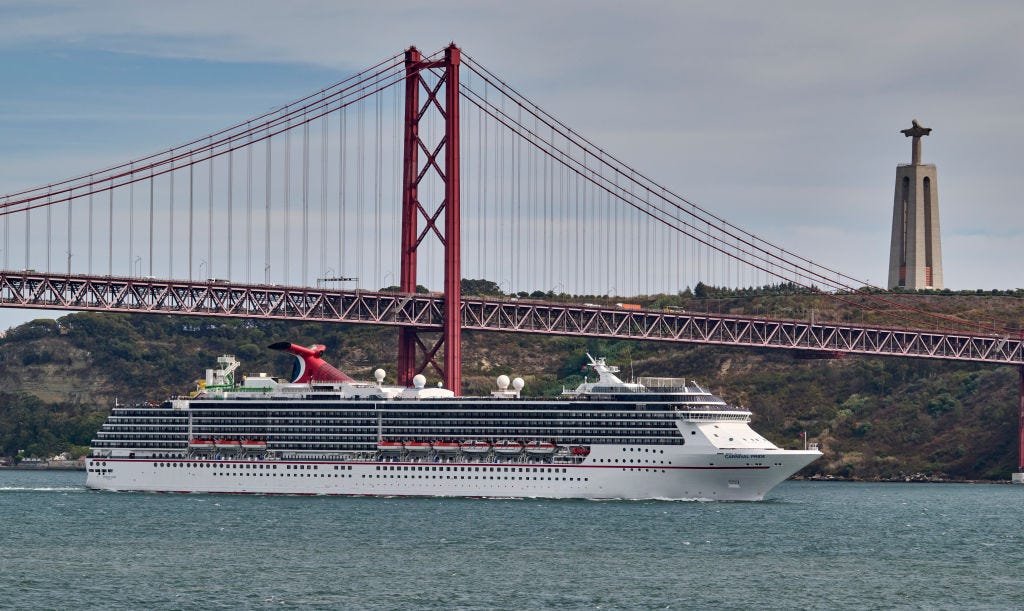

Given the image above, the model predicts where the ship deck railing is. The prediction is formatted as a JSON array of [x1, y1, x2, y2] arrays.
[[636, 377, 707, 393], [675, 410, 751, 422]]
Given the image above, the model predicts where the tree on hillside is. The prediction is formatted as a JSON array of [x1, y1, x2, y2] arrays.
[[461, 278, 503, 296]]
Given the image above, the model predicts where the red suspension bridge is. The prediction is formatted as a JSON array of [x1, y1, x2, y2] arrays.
[[1, 45, 1022, 473]]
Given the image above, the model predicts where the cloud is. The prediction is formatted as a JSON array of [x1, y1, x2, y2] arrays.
[[0, 0, 1022, 295]]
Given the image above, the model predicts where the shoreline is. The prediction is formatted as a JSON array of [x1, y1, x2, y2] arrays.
[[0, 464, 85, 471], [792, 474, 1018, 485]]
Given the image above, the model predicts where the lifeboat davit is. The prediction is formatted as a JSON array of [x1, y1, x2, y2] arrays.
[[460, 440, 491, 454], [493, 440, 523, 454], [189, 438, 215, 450], [241, 439, 268, 451], [432, 441, 460, 453], [214, 439, 241, 450], [525, 441, 556, 455], [404, 441, 431, 452], [377, 440, 404, 452]]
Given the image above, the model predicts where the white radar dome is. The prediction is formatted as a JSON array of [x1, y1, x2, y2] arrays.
[[512, 377, 525, 391], [374, 369, 386, 383], [496, 374, 510, 390], [412, 374, 426, 389]]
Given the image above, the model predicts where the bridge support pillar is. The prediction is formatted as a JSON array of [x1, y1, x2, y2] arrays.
[[1014, 365, 1024, 484], [397, 44, 462, 394]]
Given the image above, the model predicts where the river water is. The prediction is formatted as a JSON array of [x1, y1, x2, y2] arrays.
[[1, 470, 1021, 609]]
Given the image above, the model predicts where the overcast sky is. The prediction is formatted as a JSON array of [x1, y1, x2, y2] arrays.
[[1, 1, 1022, 331]]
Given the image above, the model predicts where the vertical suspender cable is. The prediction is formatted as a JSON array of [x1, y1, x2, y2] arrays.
[[46, 190, 52, 272], [86, 182, 93, 274], [575, 151, 582, 295], [108, 181, 113, 277], [512, 105, 521, 292], [392, 83, 399, 285], [562, 148, 568, 293], [168, 165, 174, 279], [338, 108, 346, 281], [264, 136, 272, 284], [2, 195, 7, 269], [208, 151, 214, 279], [128, 179, 134, 275], [356, 98, 364, 285], [475, 82, 482, 276], [498, 93, 505, 288], [188, 162, 194, 281], [66, 188, 72, 274], [533, 117, 540, 290], [612, 170, 618, 296], [481, 80, 488, 278], [379, 88, 384, 285], [543, 123, 550, 290], [644, 178, 651, 293], [284, 121, 291, 285], [302, 118, 309, 285], [25, 196, 30, 269], [626, 177, 633, 295], [320, 110, 327, 279], [227, 148, 233, 280], [246, 132, 253, 284], [148, 170, 154, 276], [525, 114, 533, 290]]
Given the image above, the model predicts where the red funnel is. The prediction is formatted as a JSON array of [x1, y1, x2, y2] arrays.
[[268, 342, 354, 383]]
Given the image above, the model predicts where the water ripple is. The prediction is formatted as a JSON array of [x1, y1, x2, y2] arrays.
[[1, 471, 1022, 609]]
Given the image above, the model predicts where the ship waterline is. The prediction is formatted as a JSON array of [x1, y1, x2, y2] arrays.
[[86, 345, 821, 501]]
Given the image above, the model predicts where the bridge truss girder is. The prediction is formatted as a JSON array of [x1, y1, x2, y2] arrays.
[[1, 271, 1021, 366]]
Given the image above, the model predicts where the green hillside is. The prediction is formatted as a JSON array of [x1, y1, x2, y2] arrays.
[[0, 288, 1020, 480]]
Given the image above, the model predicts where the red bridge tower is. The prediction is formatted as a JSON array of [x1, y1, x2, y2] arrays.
[[397, 44, 462, 394]]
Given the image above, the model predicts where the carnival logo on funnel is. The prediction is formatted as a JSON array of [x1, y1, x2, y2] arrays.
[[268, 342, 355, 383]]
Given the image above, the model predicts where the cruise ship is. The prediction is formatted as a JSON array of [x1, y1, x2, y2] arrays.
[[85, 343, 821, 500]]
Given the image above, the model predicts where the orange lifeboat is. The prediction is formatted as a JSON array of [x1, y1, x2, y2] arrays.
[[525, 441, 556, 455], [214, 439, 241, 450], [377, 440, 404, 452], [404, 441, 431, 452], [432, 441, 460, 453], [241, 439, 268, 451], [493, 440, 523, 454], [460, 440, 491, 454]]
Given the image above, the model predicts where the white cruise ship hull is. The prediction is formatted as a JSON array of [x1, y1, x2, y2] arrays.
[[87, 349, 824, 501], [86, 447, 820, 501]]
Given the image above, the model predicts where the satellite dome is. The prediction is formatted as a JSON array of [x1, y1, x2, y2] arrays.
[[412, 374, 426, 389], [374, 369, 386, 383], [496, 374, 510, 390], [512, 377, 525, 391]]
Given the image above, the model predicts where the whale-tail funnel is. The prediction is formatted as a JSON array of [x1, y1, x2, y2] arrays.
[[268, 342, 355, 383]]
